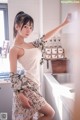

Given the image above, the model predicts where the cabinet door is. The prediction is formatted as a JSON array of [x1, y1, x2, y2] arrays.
[[0, 83, 13, 120], [62, 104, 70, 120]]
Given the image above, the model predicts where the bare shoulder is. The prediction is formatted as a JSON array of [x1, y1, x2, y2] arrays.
[[10, 47, 17, 54], [9, 46, 18, 57]]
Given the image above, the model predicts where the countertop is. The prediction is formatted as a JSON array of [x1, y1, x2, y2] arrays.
[[0, 79, 11, 84], [44, 73, 75, 119], [44, 73, 75, 99]]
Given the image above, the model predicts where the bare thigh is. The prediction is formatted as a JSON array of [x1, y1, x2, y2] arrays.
[[27, 118, 33, 120], [30, 118, 33, 120]]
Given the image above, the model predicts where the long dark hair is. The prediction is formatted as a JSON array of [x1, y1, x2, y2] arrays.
[[13, 11, 34, 37]]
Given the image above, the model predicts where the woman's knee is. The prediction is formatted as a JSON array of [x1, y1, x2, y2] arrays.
[[39, 102, 55, 119], [49, 108, 55, 119], [46, 103, 55, 119]]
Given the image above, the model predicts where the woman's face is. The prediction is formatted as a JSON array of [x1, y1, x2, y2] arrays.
[[18, 22, 33, 38]]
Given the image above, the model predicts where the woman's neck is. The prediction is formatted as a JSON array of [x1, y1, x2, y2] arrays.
[[14, 35, 24, 45]]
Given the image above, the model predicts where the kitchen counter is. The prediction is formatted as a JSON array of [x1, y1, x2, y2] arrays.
[[44, 73, 74, 99], [61, 96, 74, 116], [44, 73, 75, 120], [0, 79, 12, 120], [0, 79, 10, 84]]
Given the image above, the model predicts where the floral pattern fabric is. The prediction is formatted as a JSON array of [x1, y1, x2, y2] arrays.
[[32, 35, 45, 50], [10, 74, 46, 120]]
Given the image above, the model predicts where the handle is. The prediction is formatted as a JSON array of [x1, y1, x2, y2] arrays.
[[47, 60, 49, 69]]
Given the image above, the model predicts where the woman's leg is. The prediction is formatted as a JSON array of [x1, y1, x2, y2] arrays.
[[28, 117, 34, 120], [38, 102, 55, 120], [30, 118, 33, 120]]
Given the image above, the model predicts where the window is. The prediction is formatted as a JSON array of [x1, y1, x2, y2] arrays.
[[61, 0, 80, 3], [0, 3, 9, 46]]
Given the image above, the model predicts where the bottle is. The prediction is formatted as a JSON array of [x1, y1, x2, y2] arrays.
[[48, 39, 53, 47], [52, 37, 58, 59], [67, 13, 72, 22], [57, 37, 65, 58], [53, 37, 57, 47], [57, 37, 63, 54], [52, 37, 57, 53]]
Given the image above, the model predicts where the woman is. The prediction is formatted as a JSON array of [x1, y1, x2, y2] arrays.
[[9, 11, 71, 120]]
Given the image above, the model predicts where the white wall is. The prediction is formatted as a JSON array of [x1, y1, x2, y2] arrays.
[[43, 0, 61, 34], [61, 3, 80, 58], [8, 0, 41, 44]]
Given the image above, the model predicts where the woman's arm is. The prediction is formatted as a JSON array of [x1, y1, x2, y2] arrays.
[[43, 14, 71, 41], [9, 48, 31, 108], [32, 14, 71, 50], [9, 48, 17, 73], [18, 92, 31, 108]]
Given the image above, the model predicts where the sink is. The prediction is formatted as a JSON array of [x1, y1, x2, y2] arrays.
[[69, 88, 75, 93], [52, 73, 75, 99], [52, 73, 71, 84], [61, 83, 75, 99]]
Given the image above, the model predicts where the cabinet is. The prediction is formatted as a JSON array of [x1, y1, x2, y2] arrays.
[[43, 73, 74, 120], [61, 96, 73, 120], [44, 73, 61, 120], [0, 81, 13, 120]]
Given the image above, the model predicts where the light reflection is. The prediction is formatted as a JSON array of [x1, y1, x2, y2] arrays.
[[0, 10, 5, 46]]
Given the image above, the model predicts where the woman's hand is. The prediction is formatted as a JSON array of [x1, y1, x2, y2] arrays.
[[18, 92, 32, 108], [63, 13, 72, 25], [43, 13, 72, 41]]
